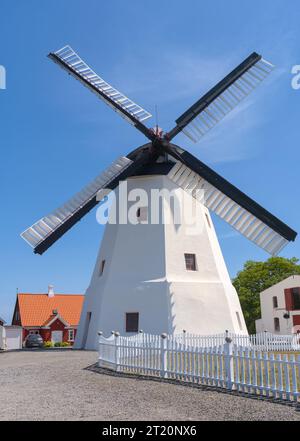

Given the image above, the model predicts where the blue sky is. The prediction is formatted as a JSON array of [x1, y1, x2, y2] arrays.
[[0, 0, 299, 322]]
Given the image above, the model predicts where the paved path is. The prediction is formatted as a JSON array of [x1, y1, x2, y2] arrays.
[[0, 350, 299, 421]]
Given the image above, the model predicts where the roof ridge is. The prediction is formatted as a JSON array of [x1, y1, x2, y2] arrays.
[[18, 293, 84, 296]]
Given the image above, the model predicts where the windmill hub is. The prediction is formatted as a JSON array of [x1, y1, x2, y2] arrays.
[[151, 125, 164, 138]]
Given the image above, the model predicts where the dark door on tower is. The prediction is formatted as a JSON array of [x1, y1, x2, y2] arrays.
[[82, 311, 92, 348], [126, 312, 139, 332]]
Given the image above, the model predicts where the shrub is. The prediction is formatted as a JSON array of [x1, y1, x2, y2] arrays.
[[61, 342, 71, 347], [43, 341, 53, 348], [54, 342, 62, 347]]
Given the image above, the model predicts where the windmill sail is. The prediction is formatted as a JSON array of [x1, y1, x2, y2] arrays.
[[167, 53, 274, 143], [48, 45, 154, 140], [21, 156, 133, 254], [21, 148, 154, 255], [166, 146, 296, 255]]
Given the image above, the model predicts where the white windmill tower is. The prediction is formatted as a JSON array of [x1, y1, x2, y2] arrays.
[[21, 46, 297, 349]]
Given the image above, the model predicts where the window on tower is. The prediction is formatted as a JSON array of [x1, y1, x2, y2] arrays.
[[184, 253, 197, 271], [272, 296, 278, 309], [126, 312, 139, 332], [99, 260, 106, 277]]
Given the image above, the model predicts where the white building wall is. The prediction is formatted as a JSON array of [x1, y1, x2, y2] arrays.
[[255, 275, 300, 334], [4, 326, 23, 350], [75, 175, 247, 350]]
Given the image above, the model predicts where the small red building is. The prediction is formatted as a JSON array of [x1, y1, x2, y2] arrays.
[[12, 286, 84, 345]]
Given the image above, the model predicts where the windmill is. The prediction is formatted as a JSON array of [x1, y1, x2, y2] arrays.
[[21, 46, 297, 349]]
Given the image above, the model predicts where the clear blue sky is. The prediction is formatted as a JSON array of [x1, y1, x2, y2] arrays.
[[1, 0, 299, 322]]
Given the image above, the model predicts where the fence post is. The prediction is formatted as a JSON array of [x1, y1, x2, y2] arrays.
[[139, 329, 143, 342], [97, 331, 103, 367], [264, 330, 268, 351], [114, 331, 120, 372], [224, 330, 234, 390], [160, 333, 168, 379], [182, 329, 186, 347]]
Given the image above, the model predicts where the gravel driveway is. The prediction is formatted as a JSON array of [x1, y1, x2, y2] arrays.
[[0, 350, 299, 421]]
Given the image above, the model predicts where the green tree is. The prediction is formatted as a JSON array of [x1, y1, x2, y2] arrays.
[[232, 257, 300, 334]]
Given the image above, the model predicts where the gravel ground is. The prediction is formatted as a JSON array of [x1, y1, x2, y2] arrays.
[[0, 350, 300, 421]]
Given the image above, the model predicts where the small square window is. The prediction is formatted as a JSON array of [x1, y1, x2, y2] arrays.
[[184, 253, 197, 271], [99, 260, 106, 276], [126, 312, 139, 332]]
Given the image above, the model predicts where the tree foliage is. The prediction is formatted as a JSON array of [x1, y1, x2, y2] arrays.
[[232, 257, 300, 334]]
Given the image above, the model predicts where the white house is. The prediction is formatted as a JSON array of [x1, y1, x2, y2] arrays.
[[255, 275, 300, 335]]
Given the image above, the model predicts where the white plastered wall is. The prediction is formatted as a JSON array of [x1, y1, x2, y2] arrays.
[[75, 175, 247, 349]]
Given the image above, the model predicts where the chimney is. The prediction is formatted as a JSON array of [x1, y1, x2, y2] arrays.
[[48, 285, 54, 298]]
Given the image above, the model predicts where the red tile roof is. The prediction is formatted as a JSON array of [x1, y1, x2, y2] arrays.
[[17, 293, 84, 327]]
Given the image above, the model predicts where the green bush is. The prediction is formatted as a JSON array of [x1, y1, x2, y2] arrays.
[[61, 342, 71, 347], [44, 341, 71, 348], [43, 341, 53, 348]]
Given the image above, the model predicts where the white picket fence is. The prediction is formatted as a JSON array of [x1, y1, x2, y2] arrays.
[[98, 331, 300, 403], [175, 331, 300, 352]]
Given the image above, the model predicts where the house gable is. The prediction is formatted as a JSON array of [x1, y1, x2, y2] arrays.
[[49, 317, 66, 332], [12, 297, 22, 326], [42, 314, 70, 329]]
